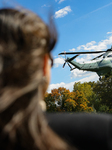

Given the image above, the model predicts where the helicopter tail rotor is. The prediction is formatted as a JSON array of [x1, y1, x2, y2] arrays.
[[63, 54, 78, 71], [62, 60, 74, 71], [62, 52, 67, 68], [59, 52, 79, 71], [63, 62, 66, 68]]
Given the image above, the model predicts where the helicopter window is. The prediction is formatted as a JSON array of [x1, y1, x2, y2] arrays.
[[107, 55, 112, 57]]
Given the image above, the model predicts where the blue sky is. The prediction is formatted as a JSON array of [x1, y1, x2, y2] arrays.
[[1, 0, 112, 92]]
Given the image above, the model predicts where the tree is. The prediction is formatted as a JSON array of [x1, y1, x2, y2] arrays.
[[93, 76, 112, 112], [44, 87, 71, 112], [44, 87, 93, 113], [73, 82, 97, 111], [44, 92, 57, 112], [71, 90, 93, 112], [73, 82, 95, 101], [64, 98, 77, 112], [51, 87, 70, 109], [45, 77, 112, 113], [98, 105, 109, 113]]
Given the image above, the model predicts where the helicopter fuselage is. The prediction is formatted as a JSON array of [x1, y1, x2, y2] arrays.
[[67, 56, 112, 77]]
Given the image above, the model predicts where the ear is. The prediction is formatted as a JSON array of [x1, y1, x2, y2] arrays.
[[43, 54, 49, 76]]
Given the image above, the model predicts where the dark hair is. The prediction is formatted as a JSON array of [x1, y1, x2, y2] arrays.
[[0, 8, 74, 150]]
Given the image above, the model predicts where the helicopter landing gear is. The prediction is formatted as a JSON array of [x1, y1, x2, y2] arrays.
[[99, 76, 102, 81], [70, 67, 76, 71]]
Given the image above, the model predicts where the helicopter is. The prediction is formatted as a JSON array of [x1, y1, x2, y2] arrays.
[[58, 47, 112, 81]]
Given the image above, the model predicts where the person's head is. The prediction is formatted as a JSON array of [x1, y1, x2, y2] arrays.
[[0, 8, 55, 95], [0, 8, 71, 150]]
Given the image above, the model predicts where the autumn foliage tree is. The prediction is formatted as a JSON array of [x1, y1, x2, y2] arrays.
[[73, 82, 96, 107], [44, 87, 93, 112], [44, 92, 57, 112], [44, 76, 112, 113]]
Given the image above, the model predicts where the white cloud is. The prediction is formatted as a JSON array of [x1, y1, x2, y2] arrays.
[[58, 0, 65, 4], [47, 73, 98, 93], [42, 4, 46, 7], [47, 81, 74, 93], [54, 57, 64, 67], [71, 69, 88, 78], [70, 67, 99, 79], [76, 35, 112, 51], [69, 48, 76, 52], [75, 56, 87, 63], [54, 6, 72, 18], [55, 0, 65, 4], [79, 73, 98, 83], [42, 4, 51, 7], [107, 32, 112, 34], [75, 53, 97, 63]]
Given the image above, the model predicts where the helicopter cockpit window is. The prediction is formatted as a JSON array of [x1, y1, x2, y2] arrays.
[[107, 55, 112, 57]]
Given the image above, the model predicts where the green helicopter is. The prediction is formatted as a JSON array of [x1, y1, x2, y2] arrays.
[[59, 47, 112, 80]]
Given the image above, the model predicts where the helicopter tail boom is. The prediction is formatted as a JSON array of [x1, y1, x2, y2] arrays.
[[67, 58, 83, 70]]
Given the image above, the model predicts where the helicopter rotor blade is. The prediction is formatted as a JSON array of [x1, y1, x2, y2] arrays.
[[59, 51, 106, 55], [67, 62, 72, 69], [63, 62, 66, 68], [62, 54, 79, 68], [62, 51, 68, 68], [67, 54, 79, 61], [91, 53, 104, 60], [62, 51, 67, 68], [64, 51, 66, 60]]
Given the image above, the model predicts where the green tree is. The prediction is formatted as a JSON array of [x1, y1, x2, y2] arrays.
[[93, 76, 112, 112], [73, 82, 97, 111], [98, 105, 109, 113]]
